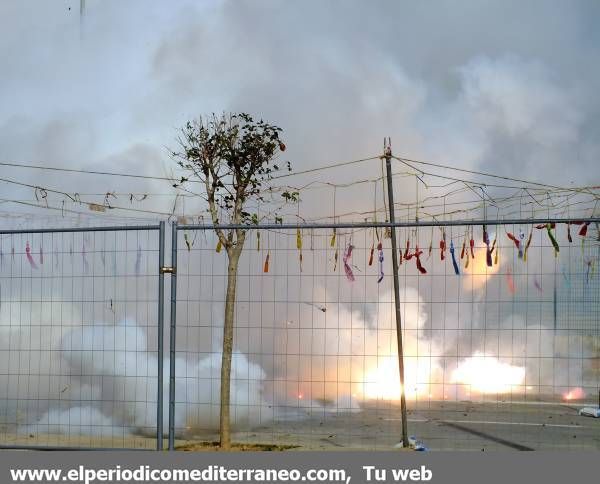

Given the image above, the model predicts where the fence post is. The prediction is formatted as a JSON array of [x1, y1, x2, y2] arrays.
[[157, 221, 165, 450], [168, 222, 178, 450], [384, 139, 409, 448]]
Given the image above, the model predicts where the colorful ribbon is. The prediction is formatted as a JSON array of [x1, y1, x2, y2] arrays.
[[450, 240, 460, 275], [414, 246, 427, 274], [483, 225, 492, 267], [25, 241, 38, 269], [439, 232, 446, 261], [518, 230, 525, 259], [296, 229, 302, 272], [506, 232, 521, 252], [343, 244, 355, 282], [404, 239, 412, 260], [545, 224, 559, 257], [506, 268, 516, 294], [575, 221, 590, 237], [493, 237, 499, 265], [377, 242, 384, 283], [469, 231, 475, 259]]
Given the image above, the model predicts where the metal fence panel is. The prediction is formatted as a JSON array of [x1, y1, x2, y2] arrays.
[[171, 221, 599, 451], [0, 225, 163, 450], [1, 220, 597, 451]]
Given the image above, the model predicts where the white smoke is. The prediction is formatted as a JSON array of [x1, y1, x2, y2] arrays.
[[1, 300, 271, 438]]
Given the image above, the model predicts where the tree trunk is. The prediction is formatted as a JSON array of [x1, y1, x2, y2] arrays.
[[219, 248, 241, 449]]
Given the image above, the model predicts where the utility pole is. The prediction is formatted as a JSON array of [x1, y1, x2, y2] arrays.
[[383, 138, 409, 448]]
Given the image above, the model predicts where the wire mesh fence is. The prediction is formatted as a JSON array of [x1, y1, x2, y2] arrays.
[[173, 221, 600, 451], [0, 225, 163, 449], [0, 220, 598, 451]]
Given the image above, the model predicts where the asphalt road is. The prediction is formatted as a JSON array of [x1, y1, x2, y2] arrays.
[[2, 400, 599, 451], [245, 400, 600, 451]]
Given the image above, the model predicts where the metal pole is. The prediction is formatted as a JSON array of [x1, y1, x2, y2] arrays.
[[168, 222, 178, 450], [157, 221, 165, 450], [176, 217, 600, 232], [384, 140, 409, 448], [553, 272, 557, 332], [0, 225, 161, 235]]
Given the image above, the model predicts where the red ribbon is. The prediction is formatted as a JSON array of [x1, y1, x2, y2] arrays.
[[414, 246, 427, 274], [506, 232, 520, 249], [440, 236, 446, 261], [578, 222, 590, 237]]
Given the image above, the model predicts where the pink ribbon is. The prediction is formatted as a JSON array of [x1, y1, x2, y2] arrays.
[[26, 241, 38, 269], [343, 244, 355, 282]]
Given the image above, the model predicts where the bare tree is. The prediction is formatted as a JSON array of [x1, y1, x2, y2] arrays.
[[172, 113, 290, 449]]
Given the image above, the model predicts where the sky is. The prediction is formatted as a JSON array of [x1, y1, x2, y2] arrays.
[[0, 0, 599, 225]]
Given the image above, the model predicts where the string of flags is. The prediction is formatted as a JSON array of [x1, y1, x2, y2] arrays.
[[6, 240, 146, 275], [1, 220, 596, 294], [254, 221, 598, 288]]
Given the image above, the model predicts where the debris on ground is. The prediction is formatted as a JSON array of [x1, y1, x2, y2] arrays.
[[177, 442, 299, 451], [578, 407, 600, 418], [394, 436, 429, 451]]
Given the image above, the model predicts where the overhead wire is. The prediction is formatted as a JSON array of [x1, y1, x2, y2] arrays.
[[394, 155, 600, 193], [0, 152, 597, 224]]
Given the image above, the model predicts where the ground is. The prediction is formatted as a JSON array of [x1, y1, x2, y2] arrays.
[[2, 399, 599, 451]]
